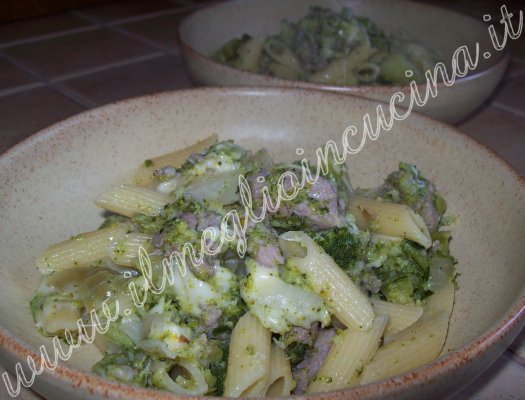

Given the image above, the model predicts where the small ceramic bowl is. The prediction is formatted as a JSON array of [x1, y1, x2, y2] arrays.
[[178, 0, 509, 123], [0, 88, 524, 400]]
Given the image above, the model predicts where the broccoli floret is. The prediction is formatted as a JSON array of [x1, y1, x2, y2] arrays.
[[286, 341, 309, 366], [309, 226, 367, 271], [383, 163, 431, 208], [278, 324, 316, 368], [163, 219, 199, 248], [132, 213, 167, 234], [366, 239, 432, 304], [378, 162, 447, 231], [208, 339, 229, 395], [92, 351, 151, 387], [214, 34, 252, 63], [270, 213, 310, 230], [356, 16, 388, 50], [311, 231, 433, 304], [179, 140, 247, 180], [288, 6, 366, 73]]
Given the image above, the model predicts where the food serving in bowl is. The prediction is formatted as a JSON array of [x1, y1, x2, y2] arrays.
[[29, 135, 456, 396], [0, 88, 523, 400], [178, 0, 510, 123], [214, 6, 442, 86]]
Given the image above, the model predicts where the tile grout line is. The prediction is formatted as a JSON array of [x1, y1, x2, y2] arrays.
[[0, 6, 191, 51], [0, 26, 99, 50], [168, 0, 200, 7], [0, 5, 188, 101], [70, 7, 192, 28], [0, 46, 176, 102], [109, 6, 196, 26], [0, 82, 46, 98], [490, 102, 525, 120], [0, 50, 95, 107], [50, 52, 167, 83], [51, 83, 98, 108], [70, 10, 181, 55], [111, 26, 177, 54]]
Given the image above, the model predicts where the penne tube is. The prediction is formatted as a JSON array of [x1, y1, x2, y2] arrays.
[[356, 61, 381, 84], [109, 232, 152, 266], [34, 297, 83, 335], [133, 134, 218, 186], [347, 196, 432, 248], [237, 38, 264, 72], [154, 359, 208, 395], [224, 312, 272, 397], [279, 231, 374, 331], [264, 344, 295, 396], [309, 44, 376, 85], [307, 315, 389, 393], [95, 184, 172, 217], [36, 224, 130, 275], [371, 298, 423, 342], [360, 282, 455, 384]]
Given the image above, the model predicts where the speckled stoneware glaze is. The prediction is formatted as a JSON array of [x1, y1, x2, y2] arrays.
[[0, 88, 524, 400], [178, 0, 509, 123]]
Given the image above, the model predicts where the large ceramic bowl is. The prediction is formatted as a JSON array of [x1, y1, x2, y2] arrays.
[[0, 88, 524, 400], [178, 0, 509, 123]]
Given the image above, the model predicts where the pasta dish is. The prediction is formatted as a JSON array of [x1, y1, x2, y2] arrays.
[[30, 135, 456, 396], [214, 7, 442, 86]]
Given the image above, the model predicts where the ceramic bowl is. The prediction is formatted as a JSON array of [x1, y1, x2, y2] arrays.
[[0, 88, 524, 400], [178, 0, 510, 123]]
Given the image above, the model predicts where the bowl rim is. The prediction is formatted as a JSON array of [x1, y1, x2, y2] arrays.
[[177, 0, 511, 94], [0, 86, 524, 400]]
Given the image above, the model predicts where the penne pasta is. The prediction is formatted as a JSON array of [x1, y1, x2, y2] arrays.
[[360, 282, 455, 384], [30, 137, 456, 396], [214, 6, 443, 87], [109, 232, 152, 266], [371, 298, 423, 342], [35, 224, 130, 275], [237, 38, 264, 72], [95, 184, 172, 217], [356, 62, 381, 84], [308, 44, 376, 85], [154, 359, 208, 395], [279, 231, 374, 331], [34, 297, 82, 335], [264, 344, 295, 396], [307, 315, 388, 393], [224, 312, 272, 397], [133, 134, 218, 186], [347, 196, 432, 248], [307, 315, 389, 393]]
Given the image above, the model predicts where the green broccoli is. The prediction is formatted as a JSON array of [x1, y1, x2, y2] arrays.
[[311, 226, 434, 304], [92, 351, 151, 386], [214, 34, 253, 63], [208, 339, 229, 395], [379, 162, 447, 231], [286, 341, 309, 367], [366, 239, 432, 304], [309, 226, 367, 271], [383, 163, 431, 208]]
